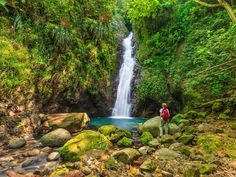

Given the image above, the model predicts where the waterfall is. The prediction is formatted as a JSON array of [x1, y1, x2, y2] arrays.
[[112, 32, 136, 117]]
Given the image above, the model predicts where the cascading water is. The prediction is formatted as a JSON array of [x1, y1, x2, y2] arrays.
[[112, 32, 136, 117]]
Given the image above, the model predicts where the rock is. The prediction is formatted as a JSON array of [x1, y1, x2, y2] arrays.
[[148, 139, 160, 148], [231, 123, 236, 130], [6, 171, 41, 177], [154, 148, 180, 160], [138, 116, 161, 137], [109, 129, 132, 142], [23, 149, 41, 157], [229, 161, 236, 169], [138, 146, 155, 155], [80, 166, 92, 175], [43, 161, 59, 175], [171, 114, 185, 124], [98, 125, 117, 136], [184, 166, 200, 177], [40, 128, 71, 147], [178, 134, 194, 145], [161, 170, 174, 177], [169, 143, 191, 156], [185, 111, 198, 119], [173, 132, 181, 139], [8, 138, 26, 149], [178, 119, 190, 129], [111, 148, 141, 164], [105, 157, 118, 170], [47, 152, 60, 161], [117, 137, 133, 147], [60, 130, 111, 161], [197, 123, 212, 133], [50, 168, 69, 177], [197, 164, 217, 174], [183, 126, 196, 134], [160, 135, 175, 144], [65, 170, 85, 177], [168, 123, 180, 135], [0, 125, 9, 143], [212, 101, 223, 112], [140, 159, 157, 172], [140, 132, 153, 145], [21, 153, 47, 168], [48, 113, 90, 133]]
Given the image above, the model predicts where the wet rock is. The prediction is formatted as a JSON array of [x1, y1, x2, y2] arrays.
[[47, 152, 60, 161], [140, 159, 157, 172], [8, 137, 26, 149], [48, 113, 90, 133], [111, 148, 141, 164], [41, 147, 52, 152], [168, 123, 180, 135], [98, 125, 117, 136], [178, 134, 194, 145], [148, 139, 160, 148], [21, 153, 47, 168], [60, 130, 111, 161], [43, 162, 59, 175], [154, 148, 180, 160], [6, 170, 41, 177], [138, 146, 155, 155], [40, 128, 71, 147], [23, 149, 41, 157], [160, 135, 175, 144], [138, 116, 161, 137]]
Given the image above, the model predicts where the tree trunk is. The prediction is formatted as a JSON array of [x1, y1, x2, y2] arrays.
[[218, 0, 236, 22]]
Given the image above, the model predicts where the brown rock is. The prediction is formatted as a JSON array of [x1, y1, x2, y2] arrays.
[[6, 170, 41, 177], [65, 170, 85, 177]]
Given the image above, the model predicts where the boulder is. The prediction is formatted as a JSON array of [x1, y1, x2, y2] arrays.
[[47, 152, 60, 161], [168, 123, 180, 135], [98, 125, 117, 136], [47, 113, 90, 133], [8, 138, 26, 149], [154, 148, 180, 160], [117, 137, 133, 147], [160, 135, 175, 144], [178, 134, 194, 145], [40, 128, 71, 147], [212, 102, 223, 112], [109, 129, 132, 143], [60, 130, 111, 161], [138, 146, 155, 155], [140, 159, 157, 172], [138, 116, 161, 137], [111, 148, 141, 164], [105, 157, 118, 170], [148, 139, 160, 148], [140, 132, 153, 145], [185, 111, 198, 119], [169, 143, 191, 156]]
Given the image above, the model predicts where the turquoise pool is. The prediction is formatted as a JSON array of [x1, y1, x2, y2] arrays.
[[89, 116, 147, 130]]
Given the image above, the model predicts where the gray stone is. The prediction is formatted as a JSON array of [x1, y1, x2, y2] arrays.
[[160, 135, 175, 144], [111, 148, 141, 164], [138, 146, 155, 155], [40, 128, 71, 147], [178, 134, 194, 145], [138, 117, 161, 137], [148, 139, 160, 148], [168, 123, 180, 135], [140, 159, 157, 172], [47, 152, 60, 161], [154, 148, 180, 160], [8, 138, 26, 149], [81, 166, 92, 175]]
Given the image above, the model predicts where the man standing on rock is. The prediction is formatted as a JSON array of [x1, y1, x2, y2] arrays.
[[160, 103, 170, 136]]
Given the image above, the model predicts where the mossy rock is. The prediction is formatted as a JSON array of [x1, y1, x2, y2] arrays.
[[171, 114, 186, 124], [49, 168, 69, 177], [109, 129, 132, 143], [168, 123, 180, 135], [154, 148, 180, 160], [111, 148, 141, 164], [183, 126, 196, 134], [169, 142, 191, 156], [159, 135, 175, 144], [40, 128, 71, 148], [105, 157, 118, 170], [140, 132, 153, 145], [197, 112, 207, 119], [184, 111, 198, 119], [178, 134, 194, 145], [140, 159, 157, 172], [218, 113, 230, 119], [197, 164, 217, 174], [184, 166, 200, 177], [212, 101, 223, 113], [117, 137, 133, 147], [138, 117, 161, 137], [98, 125, 117, 136], [226, 150, 236, 159], [60, 130, 112, 161], [197, 135, 221, 154], [231, 123, 236, 130]]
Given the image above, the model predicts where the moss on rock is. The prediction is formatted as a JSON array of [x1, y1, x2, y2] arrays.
[[109, 129, 132, 143], [60, 130, 112, 161], [140, 132, 153, 145], [117, 137, 133, 147], [98, 125, 117, 136], [212, 101, 223, 113]]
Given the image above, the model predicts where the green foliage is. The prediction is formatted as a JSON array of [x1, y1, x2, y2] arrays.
[[117, 137, 133, 147], [124, 0, 236, 112], [0, 0, 124, 105], [197, 135, 221, 154], [140, 131, 154, 145]]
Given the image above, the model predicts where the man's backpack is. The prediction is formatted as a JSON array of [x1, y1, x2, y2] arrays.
[[163, 109, 170, 120]]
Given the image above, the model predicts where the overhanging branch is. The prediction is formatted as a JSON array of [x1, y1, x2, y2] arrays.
[[194, 0, 221, 7]]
